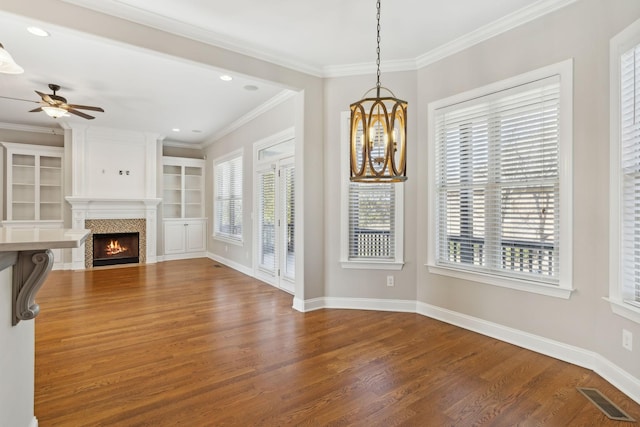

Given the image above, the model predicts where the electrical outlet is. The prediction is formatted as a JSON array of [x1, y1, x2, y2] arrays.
[[623, 329, 633, 351], [386, 275, 394, 287]]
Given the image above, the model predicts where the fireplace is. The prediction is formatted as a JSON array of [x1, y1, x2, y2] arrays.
[[93, 232, 140, 267]]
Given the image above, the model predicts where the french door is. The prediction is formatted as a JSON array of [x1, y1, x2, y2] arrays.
[[255, 156, 295, 292]]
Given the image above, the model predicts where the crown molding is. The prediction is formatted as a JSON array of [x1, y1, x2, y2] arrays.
[[323, 58, 418, 78], [415, 0, 579, 69], [60, 0, 324, 77], [202, 89, 297, 148], [62, 0, 577, 79], [0, 122, 64, 135], [326, 0, 578, 77]]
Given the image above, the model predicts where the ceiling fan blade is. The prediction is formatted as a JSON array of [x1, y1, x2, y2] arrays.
[[29, 107, 43, 113], [0, 95, 40, 103], [35, 90, 54, 104], [67, 104, 104, 112], [67, 108, 95, 120]]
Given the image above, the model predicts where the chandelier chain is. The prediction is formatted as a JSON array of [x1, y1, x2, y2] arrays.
[[376, 0, 381, 89]]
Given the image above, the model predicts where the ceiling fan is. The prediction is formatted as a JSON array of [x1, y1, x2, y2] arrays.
[[0, 83, 104, 120], [30, 83, 104, 120]]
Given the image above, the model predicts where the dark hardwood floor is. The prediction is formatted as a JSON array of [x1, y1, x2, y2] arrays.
[[35, 258, 639, 426]]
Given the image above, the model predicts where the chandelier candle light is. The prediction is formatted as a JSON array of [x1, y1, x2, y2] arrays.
[[350, 0, 407, 183]]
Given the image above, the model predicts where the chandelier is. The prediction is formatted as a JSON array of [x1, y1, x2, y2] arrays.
[[350, 0, 407, 183], [0, 43, 24, 74]]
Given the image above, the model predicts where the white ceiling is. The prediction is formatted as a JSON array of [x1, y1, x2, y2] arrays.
[[0, 0, 573, 147]]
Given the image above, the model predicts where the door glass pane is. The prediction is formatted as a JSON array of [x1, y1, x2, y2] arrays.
[[258, 138, 294, 161], [258, 169, 276, 273]]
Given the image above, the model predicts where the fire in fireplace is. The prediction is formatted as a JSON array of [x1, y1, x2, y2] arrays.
[[93, 232, 140, 267]]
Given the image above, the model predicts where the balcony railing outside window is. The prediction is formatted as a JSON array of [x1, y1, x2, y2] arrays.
[[446, 235, 554, 276]]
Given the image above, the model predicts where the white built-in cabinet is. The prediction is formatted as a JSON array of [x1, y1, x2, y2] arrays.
[[162, 156, 207, 259], [163, 219, 206, 255], [2, 142, 64, 221], [1, 142, 65, 267]]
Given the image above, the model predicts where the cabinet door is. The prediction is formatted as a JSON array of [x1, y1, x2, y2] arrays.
[[185, 220, 206, 252], [164, 222, 187, 254], [10, 153, 37, 220]]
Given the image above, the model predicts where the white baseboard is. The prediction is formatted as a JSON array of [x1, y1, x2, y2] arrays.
[[296, 297, 416, 313], [293, 296, 640, 405], [292, 296, 306, 312], [206, 252, 254, 277], [416, 301, 595, 369], [593, 352, 640, 405], [29, 416, 38, 427], [163, 252, 206, 262]]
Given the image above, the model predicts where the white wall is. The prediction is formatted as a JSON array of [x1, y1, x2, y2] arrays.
[[65, 126, 160, 199], [0, 266, 36, 427]]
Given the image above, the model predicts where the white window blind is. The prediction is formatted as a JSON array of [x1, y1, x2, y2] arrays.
[[258, 168, 276, 271], [434, 76, 561, 284], [214, 154, 243, 242], [620, 44, 640, 304], [282, 164, 295, 279], [340, 111, 404, 268], [348, 182, 395, 259]]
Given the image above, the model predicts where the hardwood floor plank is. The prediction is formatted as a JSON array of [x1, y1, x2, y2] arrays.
[[34, 259, 640, 426]]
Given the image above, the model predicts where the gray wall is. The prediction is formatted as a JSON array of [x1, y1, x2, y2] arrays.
[[413, 0, 640, 379], [205, 96, 296, 272], [2, 1, 640, 419], [323, 71, 418, 300]]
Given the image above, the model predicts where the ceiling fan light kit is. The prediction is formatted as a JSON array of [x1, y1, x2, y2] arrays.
[[0, 43, 24, 74], [41, 106, 69, 119], [349, 0, 407, 183], [29, 83, 104, 120]]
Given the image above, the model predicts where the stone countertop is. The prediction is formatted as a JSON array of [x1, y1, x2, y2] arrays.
[[0, 228, 90, 251]]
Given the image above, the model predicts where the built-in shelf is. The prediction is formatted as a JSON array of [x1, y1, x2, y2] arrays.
[[1, 143, 64, 222]]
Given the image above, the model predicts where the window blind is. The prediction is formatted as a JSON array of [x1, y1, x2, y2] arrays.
[[214, 154, 243, 241], [620, 45, 640, 303], [434, 76, 561, 284], [348, 182, 395, 259], [282, 164, 296, 279], [258, 169, 276, 272]]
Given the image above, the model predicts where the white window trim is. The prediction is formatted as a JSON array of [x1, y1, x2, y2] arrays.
[[608, 17, 640, 324], [427, 59, 574, 299], [340, 111, 404, 270], [213, 148, 244, 246]]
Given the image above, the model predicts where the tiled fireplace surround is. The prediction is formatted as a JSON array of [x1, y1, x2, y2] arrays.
[[84, 218, 146, 268], [66, 198, 160, 270]]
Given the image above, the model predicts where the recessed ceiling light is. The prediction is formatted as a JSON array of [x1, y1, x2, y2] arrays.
[[244, 85, 259, 91], [172, 128, 180, 132], [220, 75, 233, 82], [27, 26, 50, 37]]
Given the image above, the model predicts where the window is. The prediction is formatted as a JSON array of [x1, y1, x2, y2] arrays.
[[340, 112, 404, 270], [428, 60, 573, 298], [610, 18, 640, 323], [214, 150, 243, 243]]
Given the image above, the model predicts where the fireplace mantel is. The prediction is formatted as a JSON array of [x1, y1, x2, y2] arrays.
[[66, 197, 161, 210], [66, 197, 161, 269]]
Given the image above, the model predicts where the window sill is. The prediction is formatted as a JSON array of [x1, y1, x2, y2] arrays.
[[341, 260, 404, 271], [604, 297, 640, 324], [213, 234, 243, 246], [426, 264, 574, 299]]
